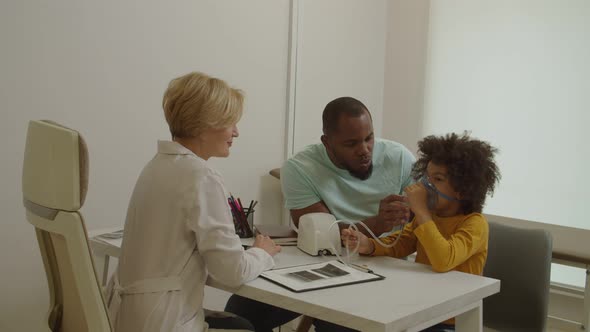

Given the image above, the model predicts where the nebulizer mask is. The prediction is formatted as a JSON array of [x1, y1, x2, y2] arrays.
[[419, 175, 460, 210]]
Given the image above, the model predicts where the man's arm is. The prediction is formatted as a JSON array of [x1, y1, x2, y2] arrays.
[[290, 197, 408, 237], [357, 195, 410, 237], [290, 201, 331, 228], [289, 202, 378, 236]]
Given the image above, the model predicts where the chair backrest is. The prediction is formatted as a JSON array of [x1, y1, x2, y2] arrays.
[[22, 120, 111, 332], [483, 221, 552, 331]]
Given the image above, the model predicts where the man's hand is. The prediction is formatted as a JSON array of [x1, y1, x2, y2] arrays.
[[341, 228, 374, 255], [253, 234, 282, 256], [357, 195, 410, 236], [376, 194, 410, 231]]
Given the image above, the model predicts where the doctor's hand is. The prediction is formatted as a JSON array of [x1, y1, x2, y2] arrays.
[[341, 229, 374, 255], [377, 194, 410, 229], [253, 234, 281, 257]]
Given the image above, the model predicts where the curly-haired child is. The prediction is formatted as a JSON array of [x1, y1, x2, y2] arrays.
[[341, 132, 501, 332]]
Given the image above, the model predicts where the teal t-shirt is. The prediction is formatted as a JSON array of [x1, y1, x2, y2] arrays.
[[281, 138, 415, 222]]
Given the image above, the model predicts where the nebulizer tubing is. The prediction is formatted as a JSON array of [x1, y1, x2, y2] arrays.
[[325, 178, 453, 268], [327, 218, 408, 267]]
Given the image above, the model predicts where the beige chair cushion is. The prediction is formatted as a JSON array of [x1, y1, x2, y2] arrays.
[[22, 120, 89, 210]]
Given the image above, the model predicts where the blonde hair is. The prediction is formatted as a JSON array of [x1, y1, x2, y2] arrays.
[[162, 72, 244, 138]]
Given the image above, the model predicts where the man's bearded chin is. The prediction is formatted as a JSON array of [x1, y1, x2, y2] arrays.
[[348, 164, 373, 180]]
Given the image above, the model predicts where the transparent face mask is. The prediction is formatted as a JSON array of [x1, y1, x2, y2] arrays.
[[419, 175, 460, 210]]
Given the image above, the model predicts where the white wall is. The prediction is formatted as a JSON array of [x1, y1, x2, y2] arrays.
[[0, 1, 289, 331], [0, 0, 395, 330], [292, 0, 388, 153], [423, 0, 590, 287], [382, 0, 590, 287], [5, 0, 586, 329], [381, 0, 430, 153]]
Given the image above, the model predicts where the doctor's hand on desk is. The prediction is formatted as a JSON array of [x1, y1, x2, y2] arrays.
[[341, 229, 375, 255], [253, 234, 282, 256]]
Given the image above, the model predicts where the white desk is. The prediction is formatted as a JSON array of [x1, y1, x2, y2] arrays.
[[88, 227, 123, 286], [89, 233, 499, 332]]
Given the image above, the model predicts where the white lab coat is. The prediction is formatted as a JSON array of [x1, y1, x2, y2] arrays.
[[106, 141, 274, 332]]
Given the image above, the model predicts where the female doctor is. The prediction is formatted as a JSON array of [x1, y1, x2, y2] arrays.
[[106, 72, 281, 332]]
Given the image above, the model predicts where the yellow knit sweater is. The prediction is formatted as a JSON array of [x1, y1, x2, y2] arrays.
[[371, 213, 488, 274], [370, 213, 489, 325]]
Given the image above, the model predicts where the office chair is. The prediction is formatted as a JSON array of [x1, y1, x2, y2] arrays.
[[269, 168, 281, 179], [22, 120, 254, 332], [483, 221, 553, 332], [22, 120, 111, 332]]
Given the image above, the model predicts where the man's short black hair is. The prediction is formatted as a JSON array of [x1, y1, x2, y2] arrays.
[[322, 97, 371, 135]]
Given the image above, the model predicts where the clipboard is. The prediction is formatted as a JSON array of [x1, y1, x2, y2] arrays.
[[260, 260, 384, 293]]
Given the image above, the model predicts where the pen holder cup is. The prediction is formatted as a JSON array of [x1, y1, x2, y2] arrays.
[[245, 208, 254, 235], [233, 208, 254, 238]]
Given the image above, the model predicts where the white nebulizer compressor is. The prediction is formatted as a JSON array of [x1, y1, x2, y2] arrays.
[[297, 212, 342, 256]]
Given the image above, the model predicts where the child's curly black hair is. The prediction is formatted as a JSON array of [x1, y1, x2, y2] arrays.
[[411, 132, 501, 214]]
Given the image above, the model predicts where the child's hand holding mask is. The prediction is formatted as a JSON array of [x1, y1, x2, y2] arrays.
[[404, 183, 432, 225]]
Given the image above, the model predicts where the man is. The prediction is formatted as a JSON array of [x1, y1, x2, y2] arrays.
[[282, 96, 415, 235], [224, 97, 415, 332]]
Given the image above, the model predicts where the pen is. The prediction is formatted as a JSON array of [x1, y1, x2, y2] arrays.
[[228, 198, 242, 234], [246, 200, 254, 215], [229, 197, 249, 236], [337, 260, 373, 274], [351, 263, 373, 274]]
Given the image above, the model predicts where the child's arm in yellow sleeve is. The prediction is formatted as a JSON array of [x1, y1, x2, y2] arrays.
[[414, 214, 488, 272], [370, 220, 418, 258]]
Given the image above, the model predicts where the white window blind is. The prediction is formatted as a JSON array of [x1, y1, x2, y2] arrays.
[[423, 0, 590, 287]]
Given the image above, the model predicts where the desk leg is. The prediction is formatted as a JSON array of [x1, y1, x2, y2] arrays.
[[295, 316, 313, 332], [583, 266, 590, 331], [102, 255, 110, 286], [455, 300, 482, 332], [92, 247, 109, 286]]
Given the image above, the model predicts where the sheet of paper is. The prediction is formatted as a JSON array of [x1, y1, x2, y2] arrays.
[[92, 236, 123, 248], [92, 229, 124, 248], [260, 260, 383, 292], [240, 237, 297, 247]]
